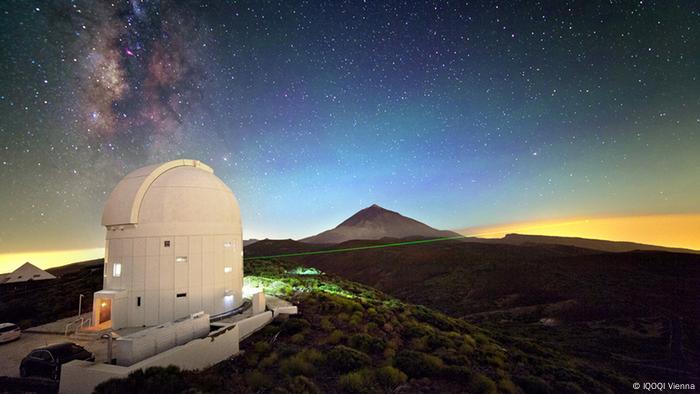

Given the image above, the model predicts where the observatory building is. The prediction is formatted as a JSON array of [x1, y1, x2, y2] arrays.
[[92, 159, 243, 330]]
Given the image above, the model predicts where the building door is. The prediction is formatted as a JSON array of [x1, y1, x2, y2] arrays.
[[99, 299, 112, 324]]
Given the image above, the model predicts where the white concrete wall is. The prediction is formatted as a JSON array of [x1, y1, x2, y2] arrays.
[[116, 313, 210, 366], [238, 311, 273, 340], [251, 292, 266, 315], [273, 306, 298, 317]]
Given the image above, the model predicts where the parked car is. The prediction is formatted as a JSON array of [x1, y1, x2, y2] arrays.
[[20, 342, 95, 380], [0, 323, 21, 343]]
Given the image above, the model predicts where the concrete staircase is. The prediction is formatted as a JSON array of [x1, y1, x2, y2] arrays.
[[71, 327, 110, 341]]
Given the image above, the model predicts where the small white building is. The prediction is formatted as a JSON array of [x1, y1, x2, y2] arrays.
[[0, 262, 56, 284], [93, 159, 244, 329]]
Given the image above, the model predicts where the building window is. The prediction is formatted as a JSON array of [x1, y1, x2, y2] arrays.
[[224, 266, 233, 273], [224, 241, 232, 248], [164, 240, 170, 247], [175, 256, 188, 263], [33, 274, 40, 278], [137, 297, 141, 307], [113, 263, 122, 277], [176, 293, 187, 298]]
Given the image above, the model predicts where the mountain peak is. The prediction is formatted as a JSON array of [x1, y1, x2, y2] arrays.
[[337, 204, 399, 227], [301, 205, 459, 244]]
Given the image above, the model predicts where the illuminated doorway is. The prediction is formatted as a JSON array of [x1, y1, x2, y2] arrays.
[[97, 299, 112, 324]]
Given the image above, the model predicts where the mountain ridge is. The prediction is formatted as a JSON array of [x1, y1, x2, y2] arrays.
[[301, 204, 460, 244], [482, 233, 700, 254]]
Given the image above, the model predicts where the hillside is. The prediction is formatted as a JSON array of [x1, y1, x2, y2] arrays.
[[301, 205, 459, 244], [96, 258, 631, 393], [0, 259, 103, 329], [244, 239, 700, 387]]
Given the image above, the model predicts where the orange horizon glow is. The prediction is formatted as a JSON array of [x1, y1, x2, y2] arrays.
[[1, 213, 699, 274], [457, 213, 700, 251], [0, 247, 104, 274]]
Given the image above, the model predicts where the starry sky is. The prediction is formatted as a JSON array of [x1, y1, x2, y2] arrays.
[[1, 1, 699, 266]]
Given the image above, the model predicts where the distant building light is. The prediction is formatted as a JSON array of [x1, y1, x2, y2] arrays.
[[224, 289, 234, 296], [175, 256, 188, 263], [224, 266, 233, 273], [113, 263, 122, 277], [223, 241, 232, 248]]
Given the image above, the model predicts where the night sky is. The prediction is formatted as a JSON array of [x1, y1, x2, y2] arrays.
[[1, 1, 699, 260]]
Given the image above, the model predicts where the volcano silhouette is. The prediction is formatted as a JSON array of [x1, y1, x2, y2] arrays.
[[301, 204, 459, 244]]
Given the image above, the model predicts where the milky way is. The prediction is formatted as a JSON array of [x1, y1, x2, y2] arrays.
[[0, 1, 699, 254]]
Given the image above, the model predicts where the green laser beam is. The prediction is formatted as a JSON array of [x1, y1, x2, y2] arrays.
[[243, 235, 467, 260]]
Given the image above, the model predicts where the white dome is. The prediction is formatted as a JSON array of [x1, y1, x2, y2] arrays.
[[102, 159, 239, 229]]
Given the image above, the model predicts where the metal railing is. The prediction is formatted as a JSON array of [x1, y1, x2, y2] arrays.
[[64, 317, 91, 336]]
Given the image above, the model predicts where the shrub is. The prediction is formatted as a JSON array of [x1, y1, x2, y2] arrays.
[[498, 378, 518, 394], [486, 353, 506, 368], [245, 352, 260, 367], [403, 322, 434, 339], [394, 350, 443, 377], [326, 345, 372, 372], [253, 340, 271, 354], [282, 318, 311, 335], [94, 366, 187, 394], [473, 332, 489, 345], [326, 329, 344, 344], [411, 305, 456, 331], [259, 352, 279, 368], [291, 333, 305, 343], [280, 353, 315, 377], [383, 346, 396, 359], [338, 369, 379, 394], [320, 317, 335, 332], [463, 334, 477, 348], [441, 365, 474, 383], [299, 348, 325, 364], [374, 365, 407, 388], [246, 370, 273, 391], [348, 333, 387, 354], [468, 373, 498, 394], [286, 375, 322, 394], [408, 336, 428, 351], [514, 375, 553, 394], [348, 311, 364, 327], [426, 333, 453, 350]]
